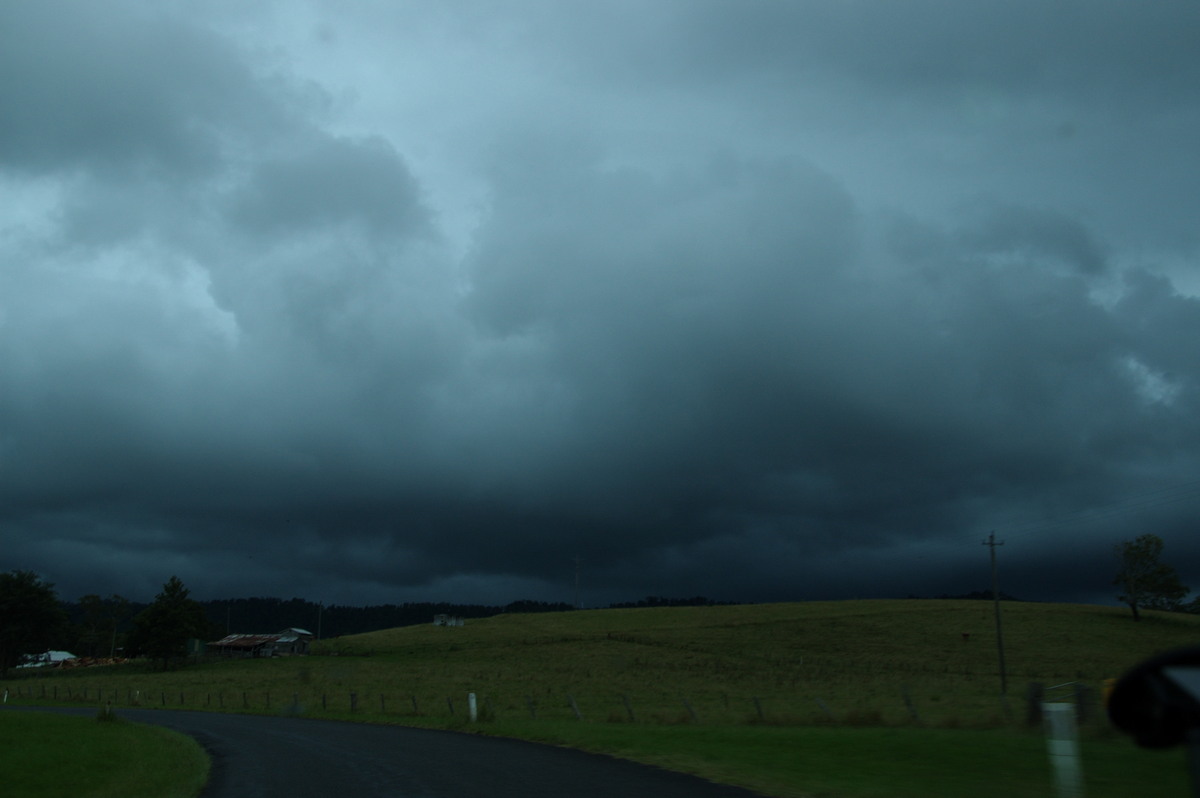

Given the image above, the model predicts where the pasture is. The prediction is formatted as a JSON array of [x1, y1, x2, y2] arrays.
[[4, 599, 1197, 797]]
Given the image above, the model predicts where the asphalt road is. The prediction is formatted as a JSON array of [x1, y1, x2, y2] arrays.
[[14, 708, 765, 797]]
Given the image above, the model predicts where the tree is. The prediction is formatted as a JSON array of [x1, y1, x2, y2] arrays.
[[75, 593, 130, 658], [0, 570, 68, 676], [1113, 534, 1189, 621], [129, 576, 210, 670]]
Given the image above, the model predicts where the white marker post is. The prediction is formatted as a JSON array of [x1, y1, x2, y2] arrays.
[[1043, 702, 1084, 798], [468, 692, 478, 722]]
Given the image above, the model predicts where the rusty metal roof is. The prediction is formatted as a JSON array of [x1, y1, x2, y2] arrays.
[[209, 633, 284, 648]]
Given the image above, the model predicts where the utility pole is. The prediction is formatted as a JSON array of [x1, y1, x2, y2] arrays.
[[983, 532, 1008, 694]]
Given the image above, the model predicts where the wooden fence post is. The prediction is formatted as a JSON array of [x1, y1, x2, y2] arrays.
[[902, 687, 921, 723], [1026, 682, 1044, 726]]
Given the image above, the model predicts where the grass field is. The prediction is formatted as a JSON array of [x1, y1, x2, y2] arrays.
[[0, 709, 210, 798], [3, 599, 1197, 796], [479, 720, 1188, 798]]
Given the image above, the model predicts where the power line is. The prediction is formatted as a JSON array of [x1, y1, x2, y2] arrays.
[[899, 477, 1200, 559], [1002, 478, 1200, 541]]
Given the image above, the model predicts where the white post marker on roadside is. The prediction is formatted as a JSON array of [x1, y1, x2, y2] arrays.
[[1043, 702, 1084, 798], [468, 692, 478, 722]]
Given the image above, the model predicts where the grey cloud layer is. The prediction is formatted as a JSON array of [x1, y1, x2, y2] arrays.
[[2, 1, 1199, 605]]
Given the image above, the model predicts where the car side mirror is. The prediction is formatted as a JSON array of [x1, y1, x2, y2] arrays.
[[1108, 646, 1200, 798], [1108, 647, 1200, 749]]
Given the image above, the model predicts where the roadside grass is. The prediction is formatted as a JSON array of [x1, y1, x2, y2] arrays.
[[468, 721, 1189, 798], [5, 599, 1197, 797], [0, 710, 209, 798]]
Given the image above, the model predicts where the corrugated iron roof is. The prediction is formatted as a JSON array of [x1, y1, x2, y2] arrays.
[[209, 633, 283, 648]]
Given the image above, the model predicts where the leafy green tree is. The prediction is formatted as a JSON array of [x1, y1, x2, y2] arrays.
[[0, 570, 67, 676], [75, 593, 130, 658], [1113, 534, 1189, 621], [129, 576, 209, 670]]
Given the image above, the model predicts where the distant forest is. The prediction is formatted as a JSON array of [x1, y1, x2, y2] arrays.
[[60, 597, 573, 646], [203, 597, 575, 638], [906, 590, 1023, 601], [56, 595, 737, 653]]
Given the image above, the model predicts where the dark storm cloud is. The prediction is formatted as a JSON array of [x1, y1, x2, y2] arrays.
[[959, 205, 1109, 276], [2, 2, 1199, 608], [0, 2, 290, 177], [442, 147, 1200, 602], [230, 136, 429, 237], [594, 0, 1200, 101]]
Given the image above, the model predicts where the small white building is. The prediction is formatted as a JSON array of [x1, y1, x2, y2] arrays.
[[18, 650, 76, 668]]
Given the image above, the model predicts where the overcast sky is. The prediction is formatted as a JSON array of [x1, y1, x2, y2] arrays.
[[3, 1, 1200, 609]]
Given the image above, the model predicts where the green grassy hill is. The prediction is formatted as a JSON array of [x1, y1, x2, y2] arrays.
[[6, 600, 1197, 798], [310, 598, 1199, 726]]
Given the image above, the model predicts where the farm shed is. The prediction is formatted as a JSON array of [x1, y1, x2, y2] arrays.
[[276, 628, 314, 655], [209, 628, 314, 658]]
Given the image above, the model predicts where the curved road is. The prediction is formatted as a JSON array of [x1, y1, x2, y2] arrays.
[[18, 708, 764, 797]]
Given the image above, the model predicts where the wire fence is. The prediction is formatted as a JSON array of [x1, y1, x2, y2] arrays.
[[1, 679, 1104, 730]]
